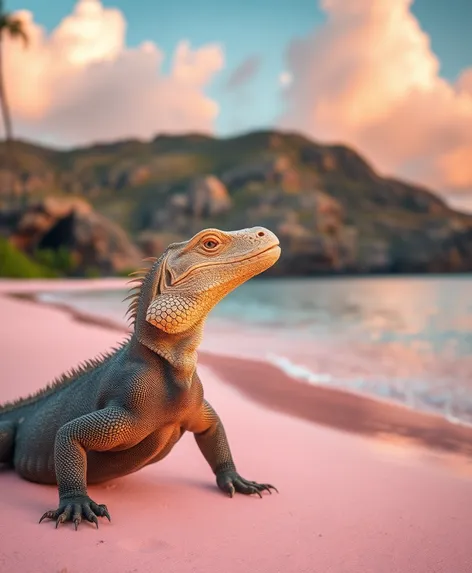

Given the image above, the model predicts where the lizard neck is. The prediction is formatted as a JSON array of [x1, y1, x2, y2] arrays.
[[135, 319, 205, 382], [131, 252, 206, 382]]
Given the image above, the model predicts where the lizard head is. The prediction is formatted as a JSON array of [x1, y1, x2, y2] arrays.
[[143, 226, 280, 334]]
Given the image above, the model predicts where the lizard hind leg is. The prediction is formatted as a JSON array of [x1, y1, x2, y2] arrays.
[[0, 421, 15, 465]]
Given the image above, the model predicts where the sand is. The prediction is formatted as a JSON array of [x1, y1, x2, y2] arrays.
[[1, 281, 472, 573]]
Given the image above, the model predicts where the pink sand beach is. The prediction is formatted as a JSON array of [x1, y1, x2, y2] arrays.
[[1, 280, 472, 573]]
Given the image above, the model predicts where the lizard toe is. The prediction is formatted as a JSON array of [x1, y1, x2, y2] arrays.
[[55, 505, 73, 528], [241, 478, 278, 494], [252, 482, 278, 494], [82, 503, 99, 528], [72, 504, 82, 530], [39, 510, 58, 524], [90, 501, 111, 521], [223, 481, 236, 498], [234, 479, 263, 497], [100, 505, 111, 522]]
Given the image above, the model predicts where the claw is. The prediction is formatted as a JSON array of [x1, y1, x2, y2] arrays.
[[259, 484, 275, 494], [240, 481, 262, 498], [92, 515, 99, 529], [55, 515, 64, 529], [39, 510, 55, 524], [74, 519, 80, 531]]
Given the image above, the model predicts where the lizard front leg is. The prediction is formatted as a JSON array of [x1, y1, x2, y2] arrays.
[[190, 399, 277, 498], [39, 406, 136, 530]]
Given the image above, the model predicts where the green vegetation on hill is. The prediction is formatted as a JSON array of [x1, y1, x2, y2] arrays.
[[0, 237, 58, 278]]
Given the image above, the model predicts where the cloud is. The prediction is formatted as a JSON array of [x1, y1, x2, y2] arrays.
[[279, 0, 472, 198], [3, 0, 224, 146], [457, 69, 472, 96], [224, 55, 261, 91]]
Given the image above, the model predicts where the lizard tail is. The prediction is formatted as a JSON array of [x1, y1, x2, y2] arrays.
[[0, 421, 16, 464]]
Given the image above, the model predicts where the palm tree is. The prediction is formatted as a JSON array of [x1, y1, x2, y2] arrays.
[[0, 0, 28, 205], [0, 0, 28, 140]]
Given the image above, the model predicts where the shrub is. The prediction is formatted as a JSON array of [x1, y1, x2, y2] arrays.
[[0, 238, 58, 278]]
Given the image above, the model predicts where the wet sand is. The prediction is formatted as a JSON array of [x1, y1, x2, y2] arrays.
[[199, 351, 472, 458]]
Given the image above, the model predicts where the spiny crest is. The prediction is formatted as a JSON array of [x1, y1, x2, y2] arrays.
[[123, 256, 159, 328], [0, 338, 131, 415]]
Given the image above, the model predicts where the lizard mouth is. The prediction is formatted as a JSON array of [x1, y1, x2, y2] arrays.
[[237, 242, 281, 262], [245, 243, 281, 265]]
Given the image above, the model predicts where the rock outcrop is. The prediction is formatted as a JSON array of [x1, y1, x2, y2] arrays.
[[8, 198, 142, 276], [188, 175, 232, 217]]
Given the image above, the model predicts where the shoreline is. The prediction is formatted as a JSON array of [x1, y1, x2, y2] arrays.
[[5, 284, 472, 460], [199, 352, 472, 459]]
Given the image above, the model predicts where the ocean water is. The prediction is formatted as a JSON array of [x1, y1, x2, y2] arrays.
[[39, 275, 472, 425]]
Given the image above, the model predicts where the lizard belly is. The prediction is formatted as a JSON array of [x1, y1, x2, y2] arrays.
[[86, 424, 184, 483]]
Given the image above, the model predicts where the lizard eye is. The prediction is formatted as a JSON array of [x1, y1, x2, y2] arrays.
[[203, 239, 219, 250]]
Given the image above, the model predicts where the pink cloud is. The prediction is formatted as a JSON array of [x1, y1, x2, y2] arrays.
[[3, 0, 224, 146], [279, 0, 472, 200]]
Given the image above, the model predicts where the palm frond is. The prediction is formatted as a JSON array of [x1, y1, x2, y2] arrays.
[[2, 17, 29, 46], [0, 3, 29, 47]]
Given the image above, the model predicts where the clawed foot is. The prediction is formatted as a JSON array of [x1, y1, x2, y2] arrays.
[[216, 470, 278, 498], [39, 495, 111, 530]]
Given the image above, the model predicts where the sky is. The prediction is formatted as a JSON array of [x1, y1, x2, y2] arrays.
[[3, 0, 472, 210]]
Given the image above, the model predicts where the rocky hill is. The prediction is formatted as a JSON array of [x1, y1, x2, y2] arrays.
[[1, 130, 471, 276]]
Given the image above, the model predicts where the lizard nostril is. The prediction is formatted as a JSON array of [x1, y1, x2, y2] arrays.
[[257, 231, 265, 237]]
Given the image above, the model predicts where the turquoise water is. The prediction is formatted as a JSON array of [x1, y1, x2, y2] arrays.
[[40, 275, 472, 424]]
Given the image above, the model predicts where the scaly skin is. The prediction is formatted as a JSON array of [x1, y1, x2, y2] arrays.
[[0, 227, 281, 530]]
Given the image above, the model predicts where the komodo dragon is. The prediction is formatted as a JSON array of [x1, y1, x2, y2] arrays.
[[0, 226, 281, 530]]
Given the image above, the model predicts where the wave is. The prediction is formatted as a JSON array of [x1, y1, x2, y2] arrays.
[[265, 353, 472, 427]]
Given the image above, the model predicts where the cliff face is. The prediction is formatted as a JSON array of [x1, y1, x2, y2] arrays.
[[1, 130, 471, 275], [1, 197, 142, 276]]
